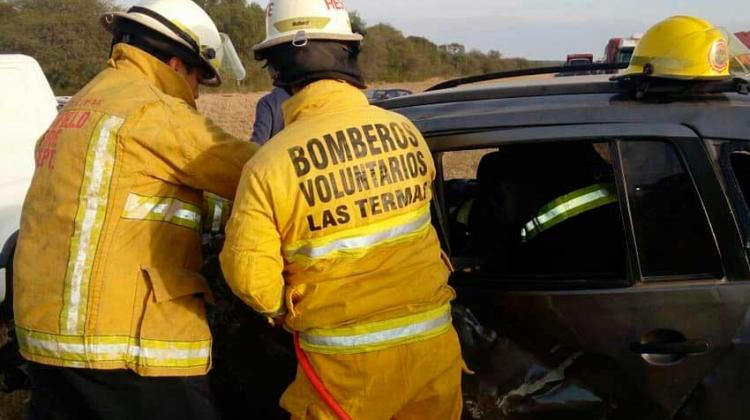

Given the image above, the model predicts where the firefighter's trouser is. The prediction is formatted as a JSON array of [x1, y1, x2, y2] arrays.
[[281, 328, 463, 420], [26, 362, 219, 420]]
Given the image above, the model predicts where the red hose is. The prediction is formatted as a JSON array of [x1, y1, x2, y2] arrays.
[[293, 333, 353, 420]]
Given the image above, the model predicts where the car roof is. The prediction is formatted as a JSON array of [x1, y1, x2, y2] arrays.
[[379, 75, 750, 141]]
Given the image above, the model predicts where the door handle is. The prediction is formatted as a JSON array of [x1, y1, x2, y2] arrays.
[[630, 339, 710, 356]]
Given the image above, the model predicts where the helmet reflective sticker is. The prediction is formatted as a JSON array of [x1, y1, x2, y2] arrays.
[[274, 17, 331, 33], [709, 39, 729, 72]]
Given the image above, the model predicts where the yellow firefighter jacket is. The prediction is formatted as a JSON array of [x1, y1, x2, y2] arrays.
[[220, 80, 455, 354], [13, 44, 257, 377]]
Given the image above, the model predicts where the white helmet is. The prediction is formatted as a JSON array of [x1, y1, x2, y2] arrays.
[[100, 0, 246, 86], [253, 0, 363, 58]]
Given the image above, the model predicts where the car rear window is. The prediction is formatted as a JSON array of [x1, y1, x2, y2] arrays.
[[619, 141, 723, 279], [730, 152, 750, 211], [719, 148, 750, 252]]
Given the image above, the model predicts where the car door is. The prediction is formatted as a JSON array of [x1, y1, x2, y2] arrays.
[[429, 123, 750, 419]]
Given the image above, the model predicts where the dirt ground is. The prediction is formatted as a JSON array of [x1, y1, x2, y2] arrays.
[[0, 392, 25, 420], [0, 323, 26, 420]]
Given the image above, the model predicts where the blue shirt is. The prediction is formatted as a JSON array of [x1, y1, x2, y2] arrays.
[[250, 87, 290, 145]]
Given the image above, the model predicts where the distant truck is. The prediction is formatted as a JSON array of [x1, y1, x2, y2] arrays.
[[559, 53, 594, 76], [735, 31, 750, 49], [733, 32, 750, 73], [603, 35, 641, 73], [565, 53, 594, 67]]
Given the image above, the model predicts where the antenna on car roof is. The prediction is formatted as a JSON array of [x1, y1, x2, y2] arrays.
[[425, 63, 629, 92]]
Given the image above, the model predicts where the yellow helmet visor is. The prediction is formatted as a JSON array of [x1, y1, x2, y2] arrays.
[[729, 32, 750, 77]]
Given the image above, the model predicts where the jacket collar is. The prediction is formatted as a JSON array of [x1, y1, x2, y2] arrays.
[[108, 43, 196, 107], [282, 80, 369, 126]]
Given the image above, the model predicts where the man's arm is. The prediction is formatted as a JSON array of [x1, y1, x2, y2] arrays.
[[176, 105, 260, 199], [250, 96, 274, 145], [132, 101, 259, 200], [220, 164, 286, 316]]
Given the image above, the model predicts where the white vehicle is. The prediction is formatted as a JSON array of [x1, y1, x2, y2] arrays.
[[0, 55, 57, 307]]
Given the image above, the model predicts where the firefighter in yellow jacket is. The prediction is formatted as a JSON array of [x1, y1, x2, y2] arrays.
[[220, 1, 462, 418], [13, 1, 257, 418]]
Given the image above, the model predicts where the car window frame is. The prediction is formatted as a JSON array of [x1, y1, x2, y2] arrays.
[[614, 138, 725, 282], [679, 136, 750, 281], [426, 123, 740, 290], [705, 139, 750, 276], [713, 142, 750, 238]]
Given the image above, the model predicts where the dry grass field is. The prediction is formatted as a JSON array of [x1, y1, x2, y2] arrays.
[[197, 75, 554, 140], [196, 79, 443, 140]]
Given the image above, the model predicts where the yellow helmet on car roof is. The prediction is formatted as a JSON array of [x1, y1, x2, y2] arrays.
[[623, 16, 730, 80]]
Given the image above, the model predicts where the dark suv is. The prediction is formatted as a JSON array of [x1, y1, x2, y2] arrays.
[[375, 70, 750, 419]]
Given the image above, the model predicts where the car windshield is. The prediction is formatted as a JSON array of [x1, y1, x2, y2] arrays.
[[569, 59, 591, 66], [616, 48, 634, 64], [365, 89, 411, 101]]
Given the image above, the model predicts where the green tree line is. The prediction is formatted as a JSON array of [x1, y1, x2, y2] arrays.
[[0, 0, 542, 94]]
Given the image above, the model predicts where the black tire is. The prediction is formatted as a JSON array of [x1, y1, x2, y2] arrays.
[[0, 246, 13, 322], [0, 245, 26, 393]]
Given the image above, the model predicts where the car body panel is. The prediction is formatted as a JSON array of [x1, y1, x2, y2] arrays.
[[459, 282, 750, 418], [385, 94, 750, 142], [381, 76, 750, 418]]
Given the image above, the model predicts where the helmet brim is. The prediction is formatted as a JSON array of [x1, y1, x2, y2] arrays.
[[253, 32, 363, 60], [613, 72, 732, 82]]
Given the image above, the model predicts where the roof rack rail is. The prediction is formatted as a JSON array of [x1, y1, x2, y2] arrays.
[[426, 63, 629, 92]]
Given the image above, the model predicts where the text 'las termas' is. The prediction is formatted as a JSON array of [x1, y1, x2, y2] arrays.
[[287, 122, 431, 231]]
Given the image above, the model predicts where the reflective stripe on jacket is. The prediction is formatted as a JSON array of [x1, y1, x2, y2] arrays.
[[521, 183, 618, 242], [203, 193, 232, 234], [299, 304, 453, 354], [220, 80, 455, 348], [13, 44, 258, 376]]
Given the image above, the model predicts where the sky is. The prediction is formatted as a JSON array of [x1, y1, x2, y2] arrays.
[[116, 0, 747, 60]]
